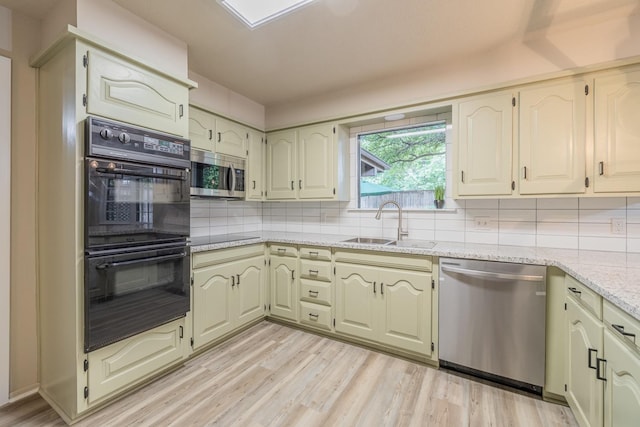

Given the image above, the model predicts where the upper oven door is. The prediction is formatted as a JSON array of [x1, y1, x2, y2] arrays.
[[86, 158, 190, 250]]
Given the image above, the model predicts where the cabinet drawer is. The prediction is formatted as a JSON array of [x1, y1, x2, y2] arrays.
[[300, 246, 331, 261], [334, 250, 432, 272], [604, 300, 640, 354], [299, 259, 332, 282], [566, 275, 602, 319], [299, 302, 332, 331], [300, 280, 332, 306], [192, 244, 264, 269], [269, 244, 298, 258]]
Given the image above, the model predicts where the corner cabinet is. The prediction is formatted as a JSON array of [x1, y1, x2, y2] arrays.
[[266, 123, 349, 201], [564, 275, 640, 427], [191, 245, 266, 351], [86, 48, 189, 137], [334, 250, 434, 359], [593, 66, 640, 193]]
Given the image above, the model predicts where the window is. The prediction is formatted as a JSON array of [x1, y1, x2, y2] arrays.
[[358, 122, 446, 209]]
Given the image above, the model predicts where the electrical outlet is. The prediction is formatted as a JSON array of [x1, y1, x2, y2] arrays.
[[474, 217, 490, 230], [611, 218, 626, 235]]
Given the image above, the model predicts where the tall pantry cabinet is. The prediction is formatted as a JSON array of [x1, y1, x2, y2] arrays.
[[31, 29, 196, 423]]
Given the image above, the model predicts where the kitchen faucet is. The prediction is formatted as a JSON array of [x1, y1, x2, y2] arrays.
[[375, 200, 409, 241]]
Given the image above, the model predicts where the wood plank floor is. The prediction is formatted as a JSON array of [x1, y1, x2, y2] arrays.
[[0, 321, 577, 426]]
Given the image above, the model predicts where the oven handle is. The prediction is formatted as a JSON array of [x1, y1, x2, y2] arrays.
[[96, 252, 187, 270], [96, 167, 186, 181]]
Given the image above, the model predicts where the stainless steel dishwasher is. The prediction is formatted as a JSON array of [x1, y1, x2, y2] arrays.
[[439, 258, 547, 394]]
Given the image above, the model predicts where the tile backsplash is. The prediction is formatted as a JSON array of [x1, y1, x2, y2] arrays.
[[190, 196, 640, 253]]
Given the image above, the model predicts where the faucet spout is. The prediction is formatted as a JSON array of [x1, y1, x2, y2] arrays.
[[375, 200, 409, 241]]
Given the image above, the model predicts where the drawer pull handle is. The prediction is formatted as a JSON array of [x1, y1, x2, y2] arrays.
[[588, 348, 597, 369], [309, 313, 319, 319], [309, 269, 319, 276], [277, 248, 286, 253], [612, 324, 636, 342], [596, 357, 607, 381], [568, 287, 582, 296], [309, 251, 319, 257], [308, 290, 319, 297]]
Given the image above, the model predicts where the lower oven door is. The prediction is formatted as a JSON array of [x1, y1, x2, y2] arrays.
[[84, 243, 190, 352]]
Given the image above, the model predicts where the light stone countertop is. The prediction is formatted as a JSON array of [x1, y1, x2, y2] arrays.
[[190, 232, 640, 322]]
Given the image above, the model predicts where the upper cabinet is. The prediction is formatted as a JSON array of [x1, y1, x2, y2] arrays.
[[456, 91, 514, 196], [594, 66, 640, 193], [454, 77, 590, 198], [519, 79, 587, 195], [187, 106, 250, 158], [246, 129, 266, 200], [86, 48, 189, 137], [266, 123, 349, 201]]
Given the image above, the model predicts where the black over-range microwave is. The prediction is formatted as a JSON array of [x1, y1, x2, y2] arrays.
[[190, 148, 246, 199]]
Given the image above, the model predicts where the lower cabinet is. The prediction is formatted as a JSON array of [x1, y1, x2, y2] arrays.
[[192, 245, 265, 351], [87, 317, 187, 404], [565, 276, 640, 427], [269, 247, 299, 322], [335, 251, 433, 357]]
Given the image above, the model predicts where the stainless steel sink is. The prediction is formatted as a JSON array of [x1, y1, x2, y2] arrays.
[[342, 237, 397, 246]]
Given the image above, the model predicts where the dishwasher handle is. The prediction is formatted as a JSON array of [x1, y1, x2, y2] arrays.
[[441, 264, 544, 282]]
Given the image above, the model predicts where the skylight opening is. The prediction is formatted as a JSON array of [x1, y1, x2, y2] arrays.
[[218, 0, 316, 29]]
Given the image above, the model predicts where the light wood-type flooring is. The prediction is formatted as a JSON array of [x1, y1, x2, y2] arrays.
[[1, 321, 577, 426]]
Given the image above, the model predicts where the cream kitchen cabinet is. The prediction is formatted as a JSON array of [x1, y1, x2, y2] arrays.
[[519, 79, 587, 194], [189, 106, 215, 152], [86, 48, 189, 137], [268, 245, 298, 322], [334, 251, 433, 357], [266, 123, 349, 201], [246, 129, 266, 200], [216, 116, 248, 158], [187, 106, 250, 158], [594, 66, 640, 193], [87, 318, 187, 405], [192, 245, 265, 351], [266, 129, 297, 200], [298, 246, 334, 331], [565, 275, 640, 427], [455, 90, 515, 196]]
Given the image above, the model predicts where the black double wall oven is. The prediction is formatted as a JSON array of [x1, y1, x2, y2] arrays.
[[84, 116, 191, 352]]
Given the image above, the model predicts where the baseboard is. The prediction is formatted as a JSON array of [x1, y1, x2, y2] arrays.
[[8, 384, 39, 403]]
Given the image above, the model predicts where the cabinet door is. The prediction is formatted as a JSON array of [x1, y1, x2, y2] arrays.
[[269, 256, 298, 321], [86, 48, 188, 137], [519, 80, 587, 194], [189, 107, 214, 152], [377, 269, 432, 355], [235, 256, 265, 327], [298, 124, 335, 199], [192, 264, 234, 349], [216, 117, 247, 158], [566, 297, 604, 427], [594, 68, 640, 193], [246, 130, 265, 200], [266, 130, 297, 200], [457, 92, 514, 196], [87, 318, 185, 404], [603, 329, 640, 427], [335, 264, 377, 342]]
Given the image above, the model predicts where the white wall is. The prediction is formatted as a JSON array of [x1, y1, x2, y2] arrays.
[[76, 0, 188, 78], [189, 70, 266, 130], [0, 54, 11, 406], [266, 8, 640, 129]]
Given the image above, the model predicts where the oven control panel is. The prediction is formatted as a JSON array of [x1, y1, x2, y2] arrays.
[[86, 116, 191, 169]]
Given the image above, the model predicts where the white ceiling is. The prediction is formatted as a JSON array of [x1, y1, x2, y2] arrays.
[[2, 0, 638, 107]]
